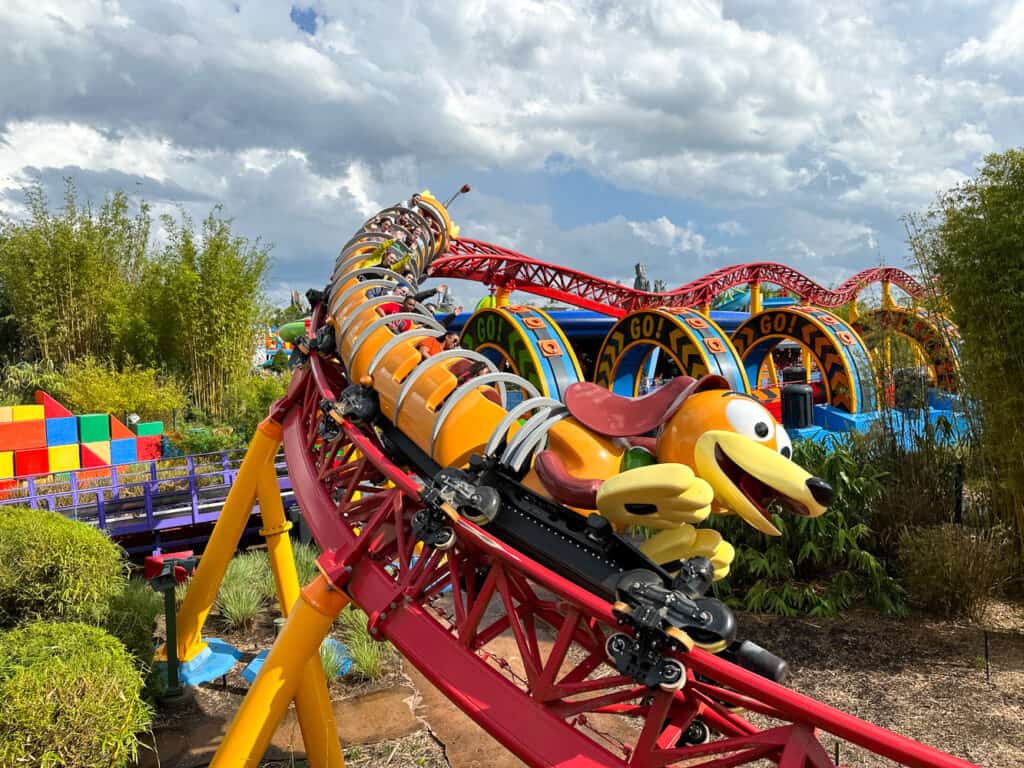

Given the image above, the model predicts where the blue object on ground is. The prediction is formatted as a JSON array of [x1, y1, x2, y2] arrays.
[[242, 638, 352, 685], [159, 637, 243, 686]]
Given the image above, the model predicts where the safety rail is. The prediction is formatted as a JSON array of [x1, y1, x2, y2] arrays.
[[0, 449, 293, 546]]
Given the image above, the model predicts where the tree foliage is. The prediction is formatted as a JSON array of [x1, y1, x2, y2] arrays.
[[0, 181, 271, 420], [908, 148, 1024, 548]]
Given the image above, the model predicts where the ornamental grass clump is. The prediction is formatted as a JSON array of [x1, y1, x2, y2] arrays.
[[0, 507, 127, 628], [0, 621, 151, 768]]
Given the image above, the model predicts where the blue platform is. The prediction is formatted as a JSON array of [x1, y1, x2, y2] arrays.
[[241, 638, 352, 684], [158, 637, 243, 686]]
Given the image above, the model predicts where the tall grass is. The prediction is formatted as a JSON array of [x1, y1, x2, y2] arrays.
[[338, 606, 392, 680]]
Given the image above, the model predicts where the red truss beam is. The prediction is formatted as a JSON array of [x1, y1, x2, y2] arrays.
[[429, 239, 927, 316]]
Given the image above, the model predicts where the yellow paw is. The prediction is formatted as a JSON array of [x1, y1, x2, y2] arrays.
[[596, 464, 713, 529]]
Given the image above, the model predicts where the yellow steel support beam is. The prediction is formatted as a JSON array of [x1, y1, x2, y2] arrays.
[[210, 575, 349, 768], [256, 468, 345, 768], [172, 418, 282, 662], [749, 281, 762, 315]]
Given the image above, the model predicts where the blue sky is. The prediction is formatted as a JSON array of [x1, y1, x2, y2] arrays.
[[1, 1, 1022, 307]]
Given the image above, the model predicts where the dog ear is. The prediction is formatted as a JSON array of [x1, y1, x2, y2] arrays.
[[564, 376, 723, 438]]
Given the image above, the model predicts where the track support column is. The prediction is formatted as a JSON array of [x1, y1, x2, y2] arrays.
[[210, 574, 350, 768], [257, 467, 345, 768]]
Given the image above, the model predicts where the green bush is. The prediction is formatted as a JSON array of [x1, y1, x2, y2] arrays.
[[223, 371, 291, 440], [338, 606, 392, 680], [320, 639, 348, 680], [710, 438, 905, 617], [167, 425, 242, 455], [899, 524, 1009, 621], [215, 551, 270, 630], [105, 579, 161, 670], [0, 621, 151, 768], [0, 508, 127, 628], [49, 357, 187, 423], [293, 541, 321, 587]]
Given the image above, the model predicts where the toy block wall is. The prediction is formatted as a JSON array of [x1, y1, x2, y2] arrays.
[[0, 391, 165, 479]]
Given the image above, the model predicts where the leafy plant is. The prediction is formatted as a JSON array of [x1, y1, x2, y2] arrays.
[[214, 551, 271, 630], [710, 438, 906, 617], [0, 621, 151, 768], [908, 147, 1024, 551], [338, 606, 392, 680], [0, 507, 128, 628], [320, 639, 349, 680], [899, 524, 1010, 621], [105, 578, 162, 671], [50, 357, 187, 422]]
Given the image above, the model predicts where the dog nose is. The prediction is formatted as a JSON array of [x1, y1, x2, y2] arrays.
[[806, 477, 834, 506]]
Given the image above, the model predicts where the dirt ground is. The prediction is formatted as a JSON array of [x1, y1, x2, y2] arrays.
[[139, 601, 1024, 768]]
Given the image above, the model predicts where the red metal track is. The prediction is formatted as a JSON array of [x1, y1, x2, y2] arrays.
[[276, 303, 980, 768], [429, 239, 926, 316]]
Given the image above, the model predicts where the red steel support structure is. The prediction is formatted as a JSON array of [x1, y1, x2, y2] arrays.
[[430, 238, 926, 316]]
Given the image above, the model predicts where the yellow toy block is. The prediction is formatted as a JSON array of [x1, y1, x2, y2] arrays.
[[11, 405, 44, 422], [83, 441, 112, 464], [0, 407, 12, 424], [0, 451, 12, 479], [48, 444, 80, 472]]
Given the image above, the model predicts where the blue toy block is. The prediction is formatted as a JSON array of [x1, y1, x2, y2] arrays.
[[788, 425, 826, 443], [110, 437, 138, 465], [241, 639, 352, 685], [157, 637, 241, 686], [44, 416, 78, 447], [928, 388, 962, 412], [813, 404, 879, 433]]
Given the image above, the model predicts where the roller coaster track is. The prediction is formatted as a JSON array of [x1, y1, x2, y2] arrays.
[[269, 194, 978, 767], [430, 238, 927, 315]]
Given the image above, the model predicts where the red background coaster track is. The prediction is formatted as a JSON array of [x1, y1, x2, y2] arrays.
[[429, 239, 927, 316], [277, 306, 979, 768]]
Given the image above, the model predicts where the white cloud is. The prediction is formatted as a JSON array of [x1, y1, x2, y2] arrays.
[[716, 220, 747, 237], [946, 0, 1024, 65], [0, 0, 1020, 300]]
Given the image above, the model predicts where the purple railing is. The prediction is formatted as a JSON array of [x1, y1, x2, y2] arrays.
[[0, 449, 294, 553]]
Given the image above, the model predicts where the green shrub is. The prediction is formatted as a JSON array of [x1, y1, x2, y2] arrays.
[[0, 621, 151, 768], [0, 508, 127, 628], [167, 425, 242, 455], [710, 438, 905, 617], [49, 357, 187, 423], [338, 606, 391, 680], [105, 579, 161, 670], [293, 541, 321, 587], [899, 524, 1009, 621], [320, 639, 348, 680], [215, 551, 270, 630]]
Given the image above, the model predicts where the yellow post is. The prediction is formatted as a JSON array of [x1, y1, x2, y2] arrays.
[[882, 280, 895, 310], [699, 303, 711, 316], [494, 287, 512, 306], [210, 575, 350, 768], [256, 469, 345, 768], [848, 301, 859, 323], [749, 281, 762, 314], [173, 418, 282, 662], [765, 355, 779, 387]]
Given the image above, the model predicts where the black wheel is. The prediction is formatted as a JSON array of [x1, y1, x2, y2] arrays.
[[462, 486, 501, 524], [680, 719, 710, 745], [688, 597, 737, 646], [605, 632, 631, 662], [658, 658, 685, 692]]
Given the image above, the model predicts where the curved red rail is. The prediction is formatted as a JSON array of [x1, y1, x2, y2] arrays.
[[430, 239, 926, 316]]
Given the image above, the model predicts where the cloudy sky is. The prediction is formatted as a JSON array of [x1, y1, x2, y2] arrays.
[[1, 1, 1021, 306]]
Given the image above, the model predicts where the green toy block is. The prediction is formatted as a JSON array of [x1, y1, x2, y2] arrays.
[[136, 421, 164, 436], [77, 413, 110, 443]]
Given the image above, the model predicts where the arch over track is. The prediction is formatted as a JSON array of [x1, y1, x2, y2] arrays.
[[459, 305, 583, 400], [731, 306, 877, 413], [594, 308, 750, 395], [430, 238, 928, 316], [854, 308, 961, 393]]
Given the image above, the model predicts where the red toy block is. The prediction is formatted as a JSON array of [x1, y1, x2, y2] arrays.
[[0, 420, 47, 451], [109, 414, 135, 439], [35, 390, 74, 418], [80, 443, 110, 469], [144, 550, 195, 584], [136, 435, 163, 460], [14, 447, 49, 477]]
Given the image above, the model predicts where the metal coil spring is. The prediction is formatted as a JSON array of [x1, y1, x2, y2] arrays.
[[330, 199, 569, 472]]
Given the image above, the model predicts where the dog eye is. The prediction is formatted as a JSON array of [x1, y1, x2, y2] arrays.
[[776, 428, 793, 459], [725, 398, 775, 443]]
